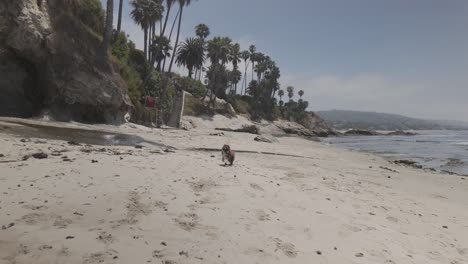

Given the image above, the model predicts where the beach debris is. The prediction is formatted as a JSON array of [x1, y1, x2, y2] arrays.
[[20, 138, 30, 143], [179, 251, 189, 257], [135, 145, 143, 149], [38, 245, 53, 250], [210, 132, 225, 136], [216, 125, 260, 135], [91, 159, 98, 163], [355, 253, 364, 257], [380, 166, 398, 173], [33, 152, 48, 159], [65, 236, 75, 240], [1, 223, 15, 230], [0, 154, 4, 157], [334, 247, 338, 250], [67, 141, 81, 146], [316, 251, 322, 255], [23, 152, 48, 160], [442, 225, 448, 229], [254, 135, 278, 143], [161, 242, 167, 246], [164, 148, 176, 153], [73, 212, 84, 216]]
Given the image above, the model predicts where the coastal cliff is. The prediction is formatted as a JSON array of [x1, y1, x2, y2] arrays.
[[0, 0, 131, 123]]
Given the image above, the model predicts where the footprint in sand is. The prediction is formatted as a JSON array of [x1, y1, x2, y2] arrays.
[[189, 179, 217, 193], [272, 238, 298, 258], [255, 209, 271, 221], [249, 183, 265, 191], [174, 213, 200, 231], [83, 250, 119, 264], [116, 191, 152, 226], [96, 231, 116, 245]]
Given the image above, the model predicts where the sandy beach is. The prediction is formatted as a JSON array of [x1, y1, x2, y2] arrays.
[[1, 118, 468, 264]]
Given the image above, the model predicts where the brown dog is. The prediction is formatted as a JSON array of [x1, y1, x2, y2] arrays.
[[221, 145, 235, 166]]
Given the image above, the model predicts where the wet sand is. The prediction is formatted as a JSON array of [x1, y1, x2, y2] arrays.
[[1, 118, 468, 264]]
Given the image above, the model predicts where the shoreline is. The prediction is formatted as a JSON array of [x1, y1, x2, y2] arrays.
[[1, 118, 468, 264]]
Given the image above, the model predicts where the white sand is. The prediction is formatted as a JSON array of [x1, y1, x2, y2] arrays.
[[0, 118, 467, 264]]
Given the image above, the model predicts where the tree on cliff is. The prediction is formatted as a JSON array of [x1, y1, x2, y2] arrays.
[[102, 0, 114, 57]]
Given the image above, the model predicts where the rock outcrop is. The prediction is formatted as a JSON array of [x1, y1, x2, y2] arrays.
[[0, 0, 131, 123], [344, 129, 380, 136], [298, 112, 338, 137]]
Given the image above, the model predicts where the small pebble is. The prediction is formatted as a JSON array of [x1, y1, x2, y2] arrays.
[[442, 226, 448, 229], [316, 251, 322, 255], [161, 242, 167, 246], [65, 236, 75, 239], [355, 253, 364, 257]]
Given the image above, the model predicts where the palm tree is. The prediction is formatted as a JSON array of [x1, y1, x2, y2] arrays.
[[249, 45, 256, 82], [117, 0, 123, 33], [194, 24, 209, 79], [148, 0, 164, 62], [240, 50, 250, 94], [151, 35, 172, 71], [230, 68, 242, 95], [161, 0, 176, 37], [130, 0, 151, 61], [207, 37, 232, 65], [287, 86, 294, 102], [176, 38, 205, 78], [278, 89, 284, 102], [102, 0, 114, 56], [195, 24, 210, 40], [298, 90, 304, 99], [168, 0, 193, 74]]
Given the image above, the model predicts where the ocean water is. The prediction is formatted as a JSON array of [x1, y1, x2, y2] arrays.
[[324, 130, 468, 176]]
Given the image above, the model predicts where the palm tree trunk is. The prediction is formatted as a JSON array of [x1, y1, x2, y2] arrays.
[[251, 62, 254, 83], [161, 4, 172, 37], [117, 0, 123, 32], [168, 6, 184, 74], [144, 27, 148, 62], [162, 8, 180, 72], [101, 0, 114, 57]]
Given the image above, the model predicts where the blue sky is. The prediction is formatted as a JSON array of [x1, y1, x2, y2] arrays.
[[106, 0, 468, 121]]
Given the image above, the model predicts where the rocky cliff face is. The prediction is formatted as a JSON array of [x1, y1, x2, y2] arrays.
[[0, 0, 131, 123]]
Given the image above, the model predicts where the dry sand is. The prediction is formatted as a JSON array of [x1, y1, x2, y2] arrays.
[[0, 117, 467, 264]]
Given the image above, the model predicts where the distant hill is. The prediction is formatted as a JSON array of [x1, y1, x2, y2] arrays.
[[317, 110, 468, 130]]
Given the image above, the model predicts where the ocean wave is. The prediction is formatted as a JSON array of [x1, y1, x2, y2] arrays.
[[454, 142, 468, 146]]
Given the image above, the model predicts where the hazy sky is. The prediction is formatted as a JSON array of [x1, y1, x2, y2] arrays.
[[107, 0, 468, 121]]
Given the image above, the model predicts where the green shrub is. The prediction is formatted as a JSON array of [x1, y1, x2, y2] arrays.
[[173, 76, 207, 98], [144, 71, 175, 121], [229, 96, 251, 115], [184, 96, 213, 116], [74, 0, 104, 34]]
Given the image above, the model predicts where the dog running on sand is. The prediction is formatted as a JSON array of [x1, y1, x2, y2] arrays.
[[221, 144, 235, 166]]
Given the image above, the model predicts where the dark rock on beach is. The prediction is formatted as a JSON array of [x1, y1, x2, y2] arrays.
[[386, 130, 418, 136], [393, 160, 423, 169], [344, 129, 380, 136]]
